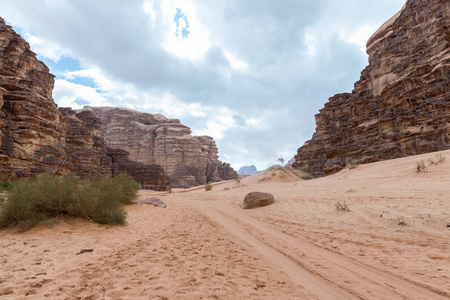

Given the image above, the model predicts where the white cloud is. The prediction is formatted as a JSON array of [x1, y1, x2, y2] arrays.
[[160, 0, 210, 60], [1, 0, 406, 170], [224, 51, 249, 70], [53, 79, 110, 108], [23, 33, 70, 62], [348, 26, 377, 53]]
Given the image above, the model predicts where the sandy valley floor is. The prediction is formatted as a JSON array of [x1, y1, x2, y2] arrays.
[[0, 150, 449, 299]]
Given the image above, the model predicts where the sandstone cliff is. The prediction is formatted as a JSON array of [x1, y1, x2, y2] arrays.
[[0, 18, 171, 190], [90, 107, 237, 188], [293, 0, 450, 177], [59, 107, 171, 190], [0, 18, 70, 180]]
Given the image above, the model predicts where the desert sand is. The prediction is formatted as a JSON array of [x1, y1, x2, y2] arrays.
[[0, 150, 449, 299]]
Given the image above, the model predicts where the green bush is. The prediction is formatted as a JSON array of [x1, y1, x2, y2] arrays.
[[0, 173, 139, 231], [0, 181, 12, 191]]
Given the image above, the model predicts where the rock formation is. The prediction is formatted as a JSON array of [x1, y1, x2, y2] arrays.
[[0, 17, 70, 180], [0, 18, 171, 190], [60, 107, 171, 191], [106, 148, 171, 191], [90, 106, 237, 188], [293, 0, 450, 177]]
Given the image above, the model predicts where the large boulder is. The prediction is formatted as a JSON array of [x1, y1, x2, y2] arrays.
[[242, 192, 275, 209]]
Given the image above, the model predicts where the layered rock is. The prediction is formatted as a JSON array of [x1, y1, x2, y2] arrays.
[[293, 0, 450, 177], [60, 107, 171, 191], [90, 106, 237, 188], [0, 17, 70, 180], [0, 18, 171, 189], [107, 148, 171, 191], [0, 17, 231, 189]]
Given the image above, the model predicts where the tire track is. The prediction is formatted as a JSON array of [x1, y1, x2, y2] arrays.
[[183, 200, 449, 300]]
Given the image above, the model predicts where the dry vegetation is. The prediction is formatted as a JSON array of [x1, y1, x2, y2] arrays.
[[0, 173, 139, 231]]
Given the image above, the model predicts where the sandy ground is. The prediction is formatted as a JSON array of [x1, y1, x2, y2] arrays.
[[0, 150, 449, 299]]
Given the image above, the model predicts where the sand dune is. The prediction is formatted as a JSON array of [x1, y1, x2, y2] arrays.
[[1, 150, 449, 299]]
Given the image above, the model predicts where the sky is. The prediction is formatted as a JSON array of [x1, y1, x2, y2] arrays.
[[1, 0, 405, 171]]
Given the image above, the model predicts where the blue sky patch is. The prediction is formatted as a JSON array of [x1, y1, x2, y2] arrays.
[[74, 98, 90, 106], [174, 8, 190, 39]]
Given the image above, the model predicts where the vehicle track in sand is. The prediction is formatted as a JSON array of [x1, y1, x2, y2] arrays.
[[181, 200, 449, 300]]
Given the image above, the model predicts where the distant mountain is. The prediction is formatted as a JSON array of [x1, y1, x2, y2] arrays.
[[237, 165, 258, 176], [238, 164, 283, 176]]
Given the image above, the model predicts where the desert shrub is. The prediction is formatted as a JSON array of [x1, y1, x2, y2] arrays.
[[0, 181, 12, 191], [0, 173, 139, 231], [346, 161, 358, 170], [416, 161, 427, 173], [335, 201, 348, 211], [300, 172, 314, 180], [429, 154, 446, 165], [205, 183, 212, 191]]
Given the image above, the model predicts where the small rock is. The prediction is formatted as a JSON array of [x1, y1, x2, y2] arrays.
[[76, 249, 94, 255], [138, 197, 166, 208]]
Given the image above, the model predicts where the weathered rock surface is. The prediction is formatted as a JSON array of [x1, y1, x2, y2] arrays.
[[90, 106, 237, 188], [293, 0, 450, 177], [0, 19, 172, 190], [107, 148, 171, 191], [242, 192, 275, 209], [60, 107, 171, 191], [59, 107, 111, 178], [0, 17, 230, 189], [0, 17, 70, 180]]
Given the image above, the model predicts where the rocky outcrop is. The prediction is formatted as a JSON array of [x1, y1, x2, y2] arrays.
[[107, 148, 171, 191], [0, 17, 230, 189], [293, 0, 450, 177], [60, 107, 171, 191], [0, 19, 171, 190], [242, 192, 275, 209], [0, 17, 70, 180], [90, 106, 237, 188], [59, 107, 112, 178]]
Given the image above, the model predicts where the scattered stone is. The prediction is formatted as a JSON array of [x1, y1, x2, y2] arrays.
[[138, 197, 167, 208], [242, 192, 275, 209], [76, 249, 94, 255]]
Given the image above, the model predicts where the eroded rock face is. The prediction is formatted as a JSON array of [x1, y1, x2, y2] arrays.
[[60, 107, 171, 191], [59, 107, 112, 178], [107, 148, 171, 191], [293, 0, 450, 177], [91, 106, 237, 188], [0, 18, 70, 180], [0, 19, 171, 190]]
